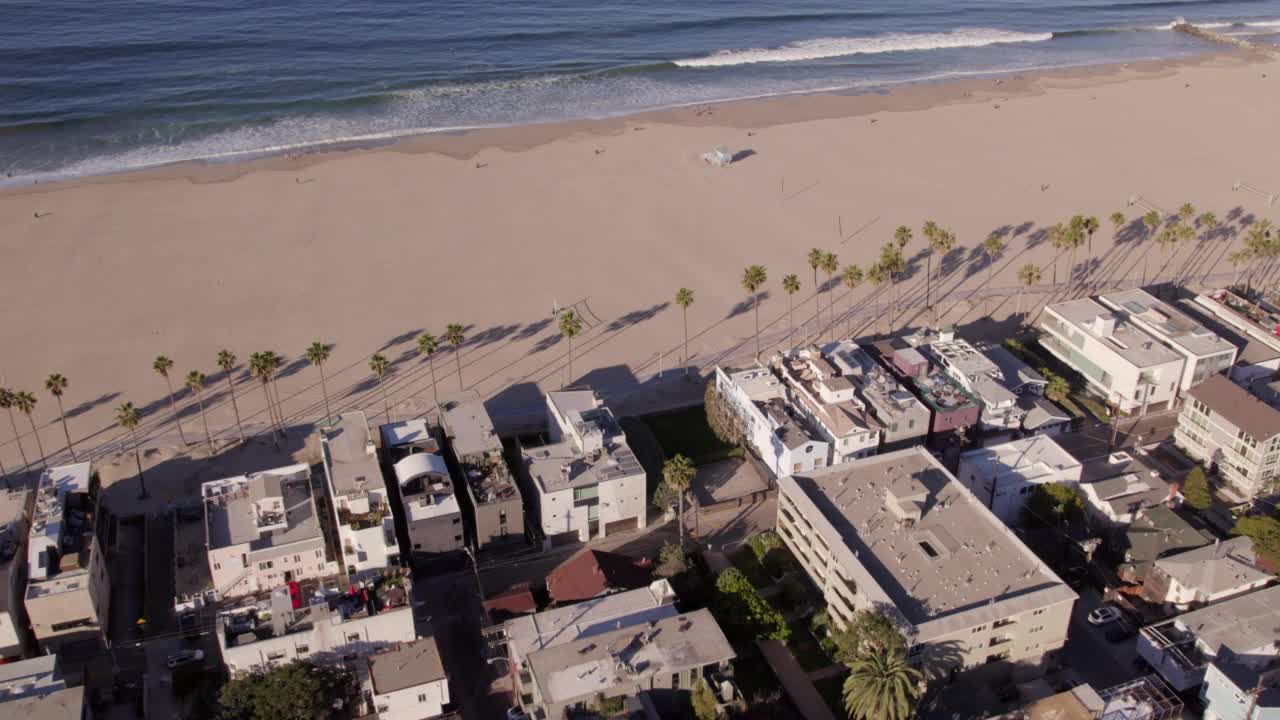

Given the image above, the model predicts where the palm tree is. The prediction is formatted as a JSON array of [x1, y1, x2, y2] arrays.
[[248, 352, 280, 442], [820, 251, 839, 339], [369, 354, 391, 422], [13, 392, 44, 468], [879, 242, 906, 332], [894, 225, 912, 253], [1046, 375, 1070, 403], [185, 371, 215, 454], [445, 323, 466, 390], [153, 355, 188, 445], [741, 265, 768, 359], [1064, 215, 1087, 289], [216, 350, 246, 444], [841, 265, 863, 335], [675, 288, 694, 375], [781, 275, 801, 348], [558, 310, 583, 387], [1083, 215, 1100, 256], [1179, 202, 1196, 223], [662, 454, 695, 546], [866, 263, 888, 335], [1016, 263, 1042, 322], [841, 648, 922, 720], [1141, 210, 1162, 284], [115, 402, 147, 498], [416, 333, 442, 408], [44, 373, 76, 462], [262, 351, 286, 431], [982, 233, 1005, 314], [1229, 248, 1252, 292], [0, 388, 28, 470], [922, 221, 954, 312], [1110, 212, 1126, 232], [304, 342, 334, 425], [807, 248, 824, 329]]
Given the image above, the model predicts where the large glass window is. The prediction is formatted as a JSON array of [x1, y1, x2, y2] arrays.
[[573, 485, 598, 502]]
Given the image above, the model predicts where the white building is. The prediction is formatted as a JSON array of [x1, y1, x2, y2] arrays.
[[321, 412, 400, 579], [1201, 661, 1280, 720], [1175, 374, 1280, 503], [365, 639, 450, 720], [25, 462, 110, 653], [777, 448, 1077, 682], [823, 341, 931, 450], [776, 349, 881, 463], [1099, 289, 1238, 393], [0, 487, 30, 660], [503, 580, 735, 720], [907, 330, 1024, 432], [1144, 537, 1272, 611], [202, 464, 337, 599], [522, 390, 647, 546], [0, 655, 86, 719], [216, 578, 415, 676], [956, 436, 1083, 525], [714, 365, 829, 477], [1040, 298, 1185, 414], [391, 451, 464, 556], [1138, 585, 1280, 692], [1078, 452, 1175, 528]]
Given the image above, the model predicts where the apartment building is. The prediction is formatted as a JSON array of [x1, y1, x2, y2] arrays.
[[522, 390, 647, 545], [0, 487, 31, 660], [776, 349, 881, 462], [878, 344, 982, 435], [322, 412, 400, 580], [365, 639, 451, 720], [956, 436, 1083, 525], [906, 329, 1025, 432], [0, 655, 87, 720], [202, 464, 337, 599], [777, 448, 1076, 681], [1138, 584, 1280, 692], [823, 341, 931, 450], [25, 462, 110, 653], [1099, 289, 1237, 393], [714, 365, 830, 477], [502, 580, 735, 720], [1143, 536, 1271, 611], [1039, 298, 1184, 414], [1175, 374, 1280, 503], [440, 391, 524, 548], [391, 450, 464, 557]]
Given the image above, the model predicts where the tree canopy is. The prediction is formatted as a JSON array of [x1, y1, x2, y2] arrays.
[[1181, 466, 1211, 511], [1234, 513, 1280, 568], [842, 648, 922, 720], [218, 662, 351, 720], [713, 568, 788, 642], [1023, 482, 1085, 528], [692, 678, 720, 720], [831, 609, 906, 665], [656, 542, 688, 578]]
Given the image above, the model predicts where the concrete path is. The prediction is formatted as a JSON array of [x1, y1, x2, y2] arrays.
[[758, 639, 838, 720]]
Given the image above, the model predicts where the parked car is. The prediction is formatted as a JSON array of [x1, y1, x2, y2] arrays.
[[166, 649, 204, 669], [1087, 606, 1122, 626]]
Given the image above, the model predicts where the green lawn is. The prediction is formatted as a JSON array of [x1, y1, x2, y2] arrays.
[[642, 406, 743, 466], [1072, 394, 1111, 424]]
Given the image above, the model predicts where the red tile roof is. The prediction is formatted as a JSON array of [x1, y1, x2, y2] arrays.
[[546, 549, 653, 605], [484, 583, 538, 621]]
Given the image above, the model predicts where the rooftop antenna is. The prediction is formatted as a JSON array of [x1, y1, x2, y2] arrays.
[[1233, 181, 1277, 207]]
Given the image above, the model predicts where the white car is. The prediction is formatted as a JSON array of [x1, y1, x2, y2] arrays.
[[166, 649, 204, 669], [1087, 606, 1122, 626]]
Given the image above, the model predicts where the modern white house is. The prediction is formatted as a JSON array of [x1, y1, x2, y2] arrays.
[[1138, 585, 1280, 693], [1040, 298, 1185, 414], [522, 390, 647, 546], [0, 487, 30, 661], [777, 448, 1077, 682], [1201, 660, 1280, 720], [1099, 289, 1237, 393], [776, 349, 881, 463], [823, 341, 931, 451], [365, 638, 451, 720], [322, 412, 400, 580], [956, 436, 1083, 525], [1175, 374, 1280, 503], [391, 451, 464, 557], [202, 464, 337, 599], [24, 462, 110, 653], [714, 365, 830, 477], [1143, 537, 1271, 611]]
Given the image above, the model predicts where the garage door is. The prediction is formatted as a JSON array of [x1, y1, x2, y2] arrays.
[[604, 517, 639, 536]]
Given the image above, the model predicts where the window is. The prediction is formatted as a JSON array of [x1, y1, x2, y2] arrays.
[[454, 535, 462, 542], [573, 486, 599, 502], [296, 644, 309, 653], [414, 543, 422, 550], [499, 511, 508, 524], [907, 419, 914, 429], [971, 625, 987, 634], [258, 561, 273, 570], [918, 541, 939, 558], [1029, 626, 1044, 633], [293, 554, 301, 563], [793, 463, 803, 472], [452, 517, 461, 525], [417, 694, 428, 703], [671, 672, 681, 689], [1032, 609, 1045, 616], [315, 549, 323, 558], [266, 650, 286, 661], [347, 633, 361, 642], [377, 706, 389, 714], [213, 562, 221, 570], [50, 618, 94, 632]]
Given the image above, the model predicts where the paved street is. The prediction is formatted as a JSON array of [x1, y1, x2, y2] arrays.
[[1060, 588, 1141, 691]]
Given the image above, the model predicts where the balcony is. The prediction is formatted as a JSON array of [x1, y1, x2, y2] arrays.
[[338, 506, 388, 531], [987, 636, 1014, 648], [992, 618, 1016, 629]]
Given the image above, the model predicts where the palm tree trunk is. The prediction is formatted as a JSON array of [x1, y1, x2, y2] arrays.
[[455, 350, 463, 390], [788, 295, 795, 349], [986, 260, 994, 315], [428, 356, 440, 408], [165, 377, 187, 445], [753, 293, 761, 359], [132, 429, 147, 499], [846, 290, 854, 335], [270, 377, 286, 436], [56, 396, 76, 462], [6, 410, 28, 470], [225, 374, 245, 444], [926, 252, 933, 310], [677, 492, 684, 547], [197, 391, 214, 455], [260, 381, 279, 445], [318, 364, 332, 425], [379, 377, 390, 422], [1017, 288, 1024, 322], [566, 337, 574, 388], [682, 308, 690, 376], [26, 414, 45, 468]]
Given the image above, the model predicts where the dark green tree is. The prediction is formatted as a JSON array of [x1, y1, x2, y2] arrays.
[[713, 568, 788, 642], [692, 678, 720, 720], [842, 648, 922, 720], [1024, 482, 1085, 528], [218, 661, 351, 720], [656, 542, 688, 578], [1234, 513, 1280, 568], [1182, 466, 1211, 511], [831, 609, 906, 664]]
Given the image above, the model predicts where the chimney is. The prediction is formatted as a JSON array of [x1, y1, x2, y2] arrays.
[[1093, 313, 1117, 337]]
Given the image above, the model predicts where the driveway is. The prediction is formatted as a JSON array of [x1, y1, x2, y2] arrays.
[[1060, 587, 1140, 690]]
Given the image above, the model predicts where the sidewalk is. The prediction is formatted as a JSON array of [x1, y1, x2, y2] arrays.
[[757, 639, 838, 720]]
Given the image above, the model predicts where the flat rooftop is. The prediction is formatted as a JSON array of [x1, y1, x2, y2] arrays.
[[3, 685, 83, 720], [27, 462, 95, 587], [1100, 289, 1236, 358], [1047, 298, 1182, 368], [781, 448, 1073, 631], [910, 366, 979, 413], [960, 435, 1080, 481], [323, 412, 382, 498], [721, 365, 786, 403], [1166, 584, 1280, 655], [441, 390, 503, 459], [982, 345, 1047, 390], [525, 437, 644, 493], [505, 580, 677, 661], [778, 355, 881, 438], [822, 341, 928, 423], [203, 464, 320, 550], [528, 608, 734, 706], [380, 419, 438, 451], [0, 488, 28, 614], [1194, 289, 1280, 350], [368, 638, 446, 695]]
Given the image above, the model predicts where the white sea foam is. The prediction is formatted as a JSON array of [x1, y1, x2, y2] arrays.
[[673, 29, 1054, 68], [1152, 18, 1280, 30]]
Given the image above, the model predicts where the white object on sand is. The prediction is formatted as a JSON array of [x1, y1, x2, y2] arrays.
[[701, 146, 733, 167]]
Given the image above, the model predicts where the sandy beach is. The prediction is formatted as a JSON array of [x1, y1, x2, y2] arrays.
[[2, 49, 1279, 471]]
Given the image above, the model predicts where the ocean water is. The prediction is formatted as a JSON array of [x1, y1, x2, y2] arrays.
[[2, 0, 1279, 184]]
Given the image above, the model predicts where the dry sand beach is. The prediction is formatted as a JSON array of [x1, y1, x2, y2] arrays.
[[2, 50, 1279, 472]]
